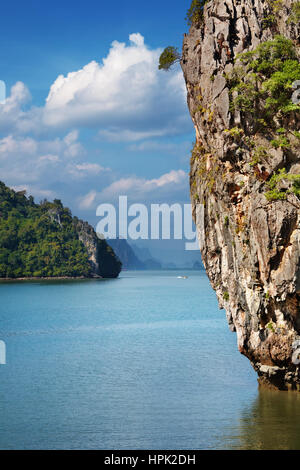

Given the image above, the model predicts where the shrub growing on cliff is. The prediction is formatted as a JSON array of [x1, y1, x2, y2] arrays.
[[228, 36, 300, 123], [223, 291, 229, 301], [186, 0, 208, 26], [158, 46, 181, 71], [265, 168, 300, 201], [288, 1, 300, 24]]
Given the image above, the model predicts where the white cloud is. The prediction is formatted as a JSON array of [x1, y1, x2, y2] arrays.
[[0, 82, 43, 135], [68, 162, 108, 179], [3, 82, 31, 112], [0, 131, 100, 188], [43, 33, 189, 140], [78, 169, 188, 209], [0, 33, 192, 218], [0, 35, 191, 141], [12, 185, 56, 200], [39, 154, 60, 162], [0, 135, 37, 157], [98, 129, 168, 142], [79, 190, 98, 209], [75, 163, 103, 173], [102, 169, 186, 198], [128, 140, 191, 154], [149, 170, 186, 187]]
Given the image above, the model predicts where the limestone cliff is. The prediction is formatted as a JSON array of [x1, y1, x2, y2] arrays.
[[74, 219, 122, 278], [181, 0, 300, 390]]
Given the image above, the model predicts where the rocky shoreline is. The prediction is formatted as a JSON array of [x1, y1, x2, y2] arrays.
[[0, 275, 104, 282]]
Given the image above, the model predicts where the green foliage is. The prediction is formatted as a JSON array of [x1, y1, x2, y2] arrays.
[[262, 60, 300, 113], [265, 188, 287, 201], [266, 321, 275, 333], [266, 0, 284, 13], [228, 36, 300, 124], [224, 127, 244, 141], [250, 145, 269, 167], [261, 14, 276, 30], [223, 291, 229, 301], [288, 1, 300, 24], [262, 1, 283, 29], [265, 291, 270, 300], [158, 46, 181, 71], [0, 181, 121, 279], [237, 35, 297, 74], [265, 168, 300, 201], [292, 130, 300, 139], [270, 135, 290, 149], [186, 0, 208, 26]]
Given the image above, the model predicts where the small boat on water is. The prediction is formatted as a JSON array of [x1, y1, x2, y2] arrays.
[[177, 276, 188, 279]]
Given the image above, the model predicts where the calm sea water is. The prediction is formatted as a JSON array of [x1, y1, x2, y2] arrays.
[[0, 270, 300, 450]]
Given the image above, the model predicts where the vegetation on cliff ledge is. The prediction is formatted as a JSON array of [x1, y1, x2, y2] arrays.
[[158, 0, 208, 71], [227, 35, 300, 121], [0, 181, 121, 279], [158, 46, 181, 71], [185, 0, 208, 26], [225, 35, 300, 201]]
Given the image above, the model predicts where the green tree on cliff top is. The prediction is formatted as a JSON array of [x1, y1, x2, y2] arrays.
[[186, 0, 208, 26], [158, 46, 181, 71], [158, 1, 208, 71]]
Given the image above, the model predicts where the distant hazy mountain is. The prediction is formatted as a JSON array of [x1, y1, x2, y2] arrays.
[[130, 243, 152, 262], [192, 261, 203, 270], [143, 258, 162, 270], [162, 262, 178, 270], [108, 239, 164, 270], [107, 238, 145, 270]]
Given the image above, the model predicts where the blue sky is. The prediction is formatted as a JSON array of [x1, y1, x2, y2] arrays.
[[0, 0, 200, 265], [2, 1, 189, 100]]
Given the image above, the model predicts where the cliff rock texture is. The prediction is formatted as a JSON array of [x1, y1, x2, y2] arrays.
[[182, 0, 300, 390], [74, 219, 122, 278]]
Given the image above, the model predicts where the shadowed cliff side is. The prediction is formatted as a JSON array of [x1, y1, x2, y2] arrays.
[[181, 0, 300, 390]]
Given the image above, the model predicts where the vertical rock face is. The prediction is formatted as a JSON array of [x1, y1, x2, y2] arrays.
[[75, 219, 122, 278], [182, 0, 300, 390]]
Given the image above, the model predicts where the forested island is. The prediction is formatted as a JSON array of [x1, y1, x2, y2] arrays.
[[0, 181, 121, 279]]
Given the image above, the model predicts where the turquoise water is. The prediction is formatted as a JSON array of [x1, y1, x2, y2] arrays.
[[0, 270, 300, 450]]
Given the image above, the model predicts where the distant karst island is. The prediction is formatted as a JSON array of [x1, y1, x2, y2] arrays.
[[0, 181, 121, 279]]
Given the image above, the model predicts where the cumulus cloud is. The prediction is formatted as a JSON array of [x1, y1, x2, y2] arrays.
[[68, 162, 108, 179], [0, 34, 191, 142], [0, 33, 192, 218], [43, 33, 190, 140], [0, 131, 105, 200], [0, 82, 43, 135], [78, 169, 188, 209], [128, 139, 191, 154], [12, 185, 56, 200], [79, 190, 98, 209], [101, 169, 187, 198]]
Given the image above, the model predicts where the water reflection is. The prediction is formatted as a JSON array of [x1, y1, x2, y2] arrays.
[[228, 390, 300, 449]]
